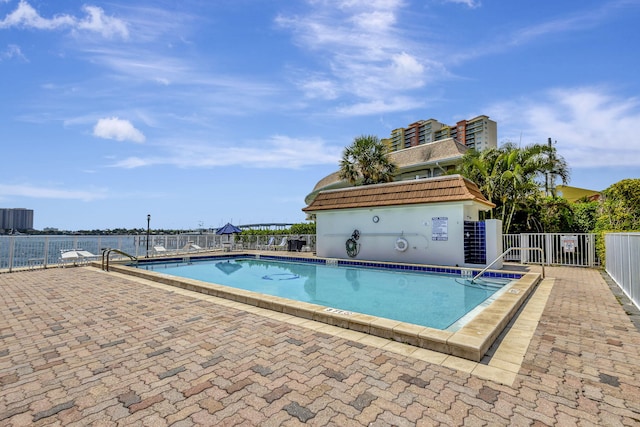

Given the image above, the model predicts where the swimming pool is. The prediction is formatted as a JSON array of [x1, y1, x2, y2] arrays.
[[139, 256, 511, 331], [113, 253, 540, 361]]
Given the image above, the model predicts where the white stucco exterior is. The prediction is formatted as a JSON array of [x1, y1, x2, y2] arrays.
[[484, 219, 503, 269], [314, 201, 501, 267]]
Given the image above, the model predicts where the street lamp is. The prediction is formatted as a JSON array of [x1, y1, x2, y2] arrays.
[[146, 214, 151, 258]]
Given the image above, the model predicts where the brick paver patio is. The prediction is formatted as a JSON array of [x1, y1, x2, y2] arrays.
[[1, 266, 639, 426]]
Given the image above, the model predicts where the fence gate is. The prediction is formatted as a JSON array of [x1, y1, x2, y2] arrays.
[[502, 233, 599, 267]]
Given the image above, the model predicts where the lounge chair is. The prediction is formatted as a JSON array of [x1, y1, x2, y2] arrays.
[[59, 249, 98, 266], [275, 237, 287, 251], [182, 242, 205, 252], [261, 236, 275, 250], [153, 245, 169, 255]]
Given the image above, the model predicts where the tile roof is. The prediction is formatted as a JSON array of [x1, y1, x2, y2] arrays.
[[388, 137, 468, 169], [303, 174, 495, 212], [309, 137, 468, 194]]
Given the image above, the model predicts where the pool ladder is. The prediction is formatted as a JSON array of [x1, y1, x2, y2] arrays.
[[101, 248, 138, 271], [471, 247, 545, 283]]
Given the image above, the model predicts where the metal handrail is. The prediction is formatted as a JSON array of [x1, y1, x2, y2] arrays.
[[102, 248, 137, 271], [471, 247, 545, 283]]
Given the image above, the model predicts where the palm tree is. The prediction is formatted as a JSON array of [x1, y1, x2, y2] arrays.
[[497, 145, 542, 233], [538, 141, 570, 197], [339, 135, 397, 186], [454, 142, 570, 233]]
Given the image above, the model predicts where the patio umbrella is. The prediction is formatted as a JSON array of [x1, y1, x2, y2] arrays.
[[215, 223, 242, 235], [215, 261, 242, 275], [216, 223, 242, 248]]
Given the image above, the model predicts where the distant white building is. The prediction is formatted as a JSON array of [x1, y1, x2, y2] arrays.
[[303, 175, 502, 268]]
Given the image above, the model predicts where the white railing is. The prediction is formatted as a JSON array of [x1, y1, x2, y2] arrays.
[[502, 233, 599, 267], [0, 234, 316, 272], [472, 247, 545, 282], [605, 232, 640, 310]]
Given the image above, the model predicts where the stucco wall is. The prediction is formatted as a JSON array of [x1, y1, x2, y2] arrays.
[[315, 201, 492, 267], [484, 219, 503, 269]]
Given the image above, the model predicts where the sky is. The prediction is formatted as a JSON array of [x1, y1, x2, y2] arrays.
[[1, 0, 639, 231]]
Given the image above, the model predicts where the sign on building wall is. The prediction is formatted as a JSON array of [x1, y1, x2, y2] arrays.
[[432, 217, 448, 241]]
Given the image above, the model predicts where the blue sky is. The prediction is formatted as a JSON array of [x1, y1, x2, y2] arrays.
[[1, 0, 639, 231]]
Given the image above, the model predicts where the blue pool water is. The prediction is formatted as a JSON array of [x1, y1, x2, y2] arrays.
[[139, 257, 512, 330]]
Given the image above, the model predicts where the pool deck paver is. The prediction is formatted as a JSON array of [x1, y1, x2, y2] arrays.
[[1, 265, 639, 426]]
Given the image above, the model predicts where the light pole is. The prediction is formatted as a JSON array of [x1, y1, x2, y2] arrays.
[[146, 214, 151, 258]]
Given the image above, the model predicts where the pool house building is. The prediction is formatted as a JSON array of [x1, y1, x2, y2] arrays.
[[303, 174, 503, 268]]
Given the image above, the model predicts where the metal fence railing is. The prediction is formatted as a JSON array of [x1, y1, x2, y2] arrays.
[[605, 232, 640, 310], [0, 234, 316, 272], [502, 233, 600, 267]]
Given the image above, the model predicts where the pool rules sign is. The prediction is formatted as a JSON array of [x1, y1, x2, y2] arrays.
[[432, 217, 448, 241], [561, 235, 578, 253]]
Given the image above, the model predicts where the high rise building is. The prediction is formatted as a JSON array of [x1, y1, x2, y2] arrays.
[[383, 115, 497, 152], [0, 208, 34, 231]]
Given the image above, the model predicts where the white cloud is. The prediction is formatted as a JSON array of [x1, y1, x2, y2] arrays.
[[444, 0, 481, 8], [76, 5, 129, 39], [350, 9, 397, 31], [0, 183, 107, 202], [0, 1, 128, 39], [110, 156, 149, 169], [450, 2, 632, 64], [389, 52, 424, 87], [80, 48, 188, 85], [93, 117, 145, 143], [276, 1, 443, 115], [489, 87, 640, 168], [78, 47, 280, 109], [0, 44, 26, 61], [300, 78, 339, 100], [109, 136, 343, 169], [335, 96, 424, 116], [0, 1, 75, 29]]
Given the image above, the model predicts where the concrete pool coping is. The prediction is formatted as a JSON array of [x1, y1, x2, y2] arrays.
[[104, 253, 542, 362]]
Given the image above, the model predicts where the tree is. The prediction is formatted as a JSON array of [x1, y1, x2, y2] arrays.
[[289, 222, 316, 235], [595, 179, 640, 231], [453, 141, 570, 233], [539, 139, 571, 197], [535, 196, 576, 233], [571, 200, 599, 233], [339, 135, 397, 186]]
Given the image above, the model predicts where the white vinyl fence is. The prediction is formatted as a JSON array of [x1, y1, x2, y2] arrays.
[[502, 233, 600, 267], [605, 232, 640, 310]]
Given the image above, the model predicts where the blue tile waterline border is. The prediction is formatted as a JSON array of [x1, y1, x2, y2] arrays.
[[133, 253, 523, 280]]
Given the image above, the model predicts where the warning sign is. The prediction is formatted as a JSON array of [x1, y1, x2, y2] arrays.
[[432, 217, 448, 241], [561, 235, 578, 253]]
